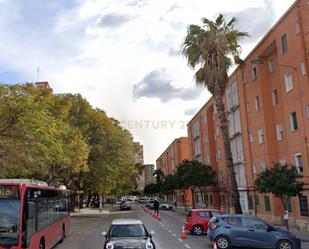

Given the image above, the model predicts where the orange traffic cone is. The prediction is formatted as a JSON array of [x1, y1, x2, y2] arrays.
[[213, 242, 218, 249], [181, 226, 187, 239]]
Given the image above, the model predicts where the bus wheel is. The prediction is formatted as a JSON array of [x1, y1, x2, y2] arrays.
[[39, 238, 45, 249], [60, 225, 65, 243]]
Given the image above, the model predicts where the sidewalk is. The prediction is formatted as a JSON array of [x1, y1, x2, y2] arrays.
[[71, 206, 111, 217], [172, 207, 309, 242]]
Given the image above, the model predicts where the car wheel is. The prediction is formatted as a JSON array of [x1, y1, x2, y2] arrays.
[[162, 206, 167, 210], [215, 236, 230, 249], [277, 240, 294, 249], [192, 225, 203, 235]]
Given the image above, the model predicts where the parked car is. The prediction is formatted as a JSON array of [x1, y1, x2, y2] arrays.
[[184, 209, 224, 235], [120, 201, 131, 210], [145, 200, 154, 209], [160, 202, 172, 210], [145, 200, 172, 210], [207, 214, 301, 249], [102, 219, 156, 249]]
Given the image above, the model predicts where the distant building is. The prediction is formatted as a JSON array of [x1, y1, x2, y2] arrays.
[[156, 137, 191, 207], [144, 164, 155, 186], [134, 143, 145, 191]]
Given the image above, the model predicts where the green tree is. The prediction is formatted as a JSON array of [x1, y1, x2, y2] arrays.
[[182, 15, 248, 213], [0, 85, 89, 183], [255, 162, 304, 229], [176, 160, 214, 209]]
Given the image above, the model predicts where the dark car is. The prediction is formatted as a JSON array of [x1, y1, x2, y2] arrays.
[[207, 214, 301, 249], [184, 209, 224, 235], [120, 201, 131, 210], [102, 219, 156, 249]]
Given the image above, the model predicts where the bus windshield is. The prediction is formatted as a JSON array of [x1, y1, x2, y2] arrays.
[[0, 199, 20, 247]]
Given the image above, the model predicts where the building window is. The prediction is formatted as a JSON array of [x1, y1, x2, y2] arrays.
[[299, 195, 309, 216], [217, 150, 221, 161], [260, 160, 267, 171], [268, 58, 275, 73], [264, 195, 271, 212], [284, 198, 292, 213], [243, 74, 248, 82], [272, 90, 278, 106], [296, 21, 300, 35], [295, 153, 303, 173], [214, 104, 218, 114], [258, 128, 264, 144], [194, 139, 201, 159], [248, 196, 253, 210], [301, 62, 306, 76], [252, 65, 257, 81], [193, 120, 200, 138], [290, 112, 298, 132], [284, 72, 293, 92], [252, 163, 257, 175], [246, 103, 250, 112], [276, 124, 283, 141], [205, 134, 208, 144], [249, 132, 254, 143], [281, 34, 288, 54], [255, 96, 260, 112]]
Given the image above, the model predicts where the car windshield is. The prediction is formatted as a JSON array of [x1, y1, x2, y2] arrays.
[[110, 224, 147, 237], [0, 199, 20, 246]]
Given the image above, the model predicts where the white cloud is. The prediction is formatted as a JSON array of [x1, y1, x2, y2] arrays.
[[0, 0, 295, 164]]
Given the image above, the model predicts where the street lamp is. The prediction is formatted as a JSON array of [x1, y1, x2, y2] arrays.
[[250, 57, 297, 71]]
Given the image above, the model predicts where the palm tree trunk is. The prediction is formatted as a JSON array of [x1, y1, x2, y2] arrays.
[[214, 93, 243, 214]]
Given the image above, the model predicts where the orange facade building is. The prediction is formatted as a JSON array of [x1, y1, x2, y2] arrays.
[[156, 137, 192, 208], [187, 0, 309, 230]]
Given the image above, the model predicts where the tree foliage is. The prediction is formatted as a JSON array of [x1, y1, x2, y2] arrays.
[[255, 162, 304, 210], [144, 160, 214, 208], [0, 84, 139, 197]]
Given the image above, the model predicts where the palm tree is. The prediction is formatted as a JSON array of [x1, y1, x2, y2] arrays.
[[182, 14, 248, 214]]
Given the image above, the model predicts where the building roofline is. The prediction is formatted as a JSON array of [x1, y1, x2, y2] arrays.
[[156, 137, 188, 161]]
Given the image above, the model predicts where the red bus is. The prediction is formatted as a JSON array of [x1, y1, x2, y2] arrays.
[[0, 179, 71, 249]]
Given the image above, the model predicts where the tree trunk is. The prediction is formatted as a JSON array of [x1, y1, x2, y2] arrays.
[[281, 198, 289, 231], [86, 192, 92, 208], [99, 193, 103, 212], [191, 188, 195, 209], [214, 92, 243, 214]]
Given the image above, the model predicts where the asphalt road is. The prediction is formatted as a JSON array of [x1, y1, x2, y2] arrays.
[[55, 203, 212, 249], [55, 203, 309, 249]]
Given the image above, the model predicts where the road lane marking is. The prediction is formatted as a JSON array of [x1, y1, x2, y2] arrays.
[[172, 233, 176, 237], [184, 244, 191, 249], [169, 230, 172, 233], [178, 238, 183, 242]]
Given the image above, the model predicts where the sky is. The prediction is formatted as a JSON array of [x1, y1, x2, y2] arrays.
[[0, 0, 296, 164]]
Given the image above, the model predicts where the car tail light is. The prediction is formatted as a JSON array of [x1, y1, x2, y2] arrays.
[[209, 223, 218, 230]]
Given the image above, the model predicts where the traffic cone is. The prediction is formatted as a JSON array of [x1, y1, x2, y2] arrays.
[[213, 242, 218, 249], [181, 226, 187, 239]]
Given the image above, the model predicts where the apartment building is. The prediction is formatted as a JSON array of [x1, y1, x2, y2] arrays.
[[144, 164, 155, 186], [187, 0, 309, 230], [156, 137, 192, 207]]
